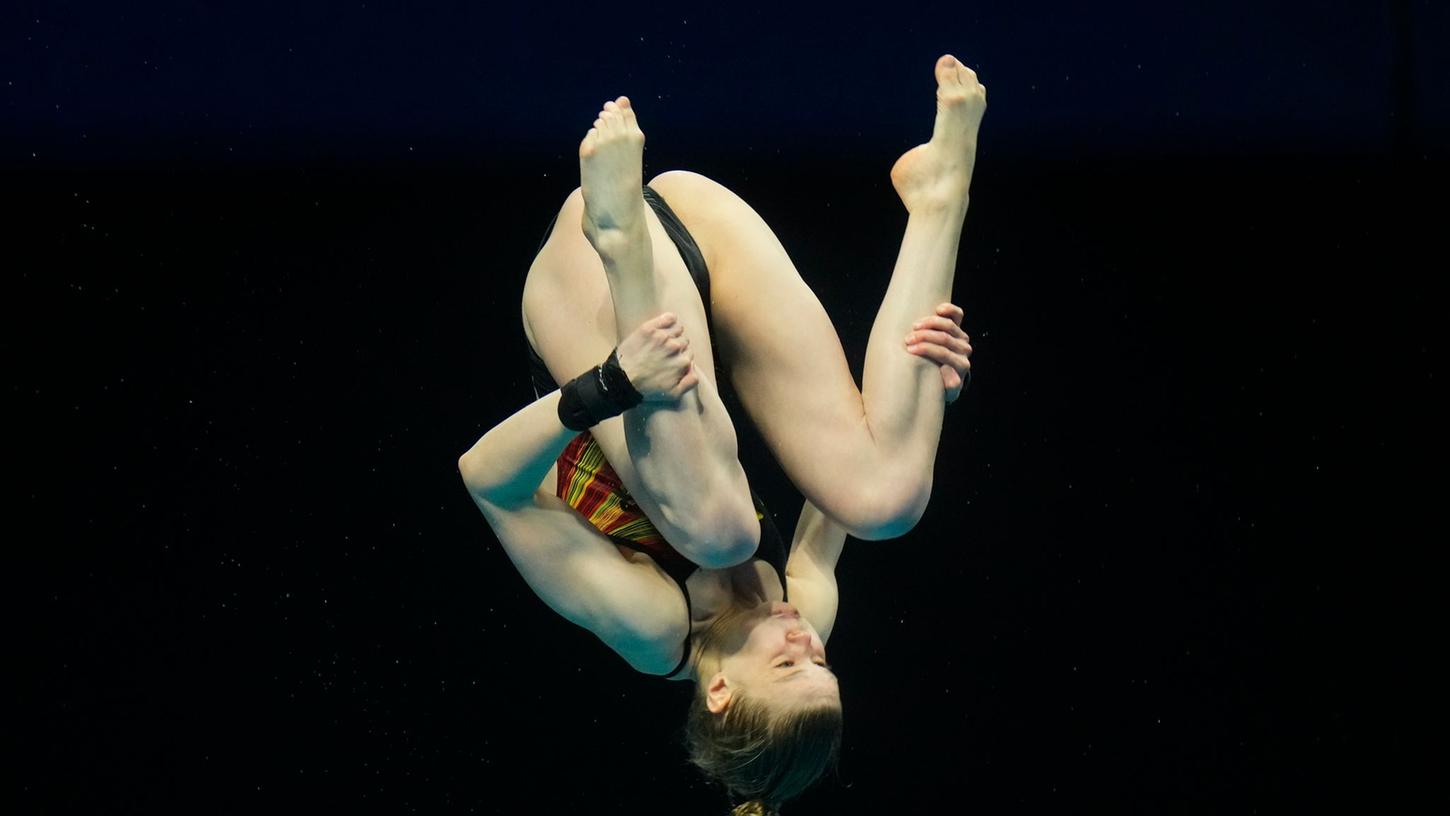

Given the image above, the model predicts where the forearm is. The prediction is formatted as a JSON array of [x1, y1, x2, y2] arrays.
[[457, 389, 575, 507], [785, 499, 848, 580], [784, 499, 847, 643]]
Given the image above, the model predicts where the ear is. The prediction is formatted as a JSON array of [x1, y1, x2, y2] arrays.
[[705, 671, 734, 715]]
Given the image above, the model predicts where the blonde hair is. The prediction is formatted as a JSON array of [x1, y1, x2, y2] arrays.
[[681, 602, 843, 814], [730, 801, 781, 816]]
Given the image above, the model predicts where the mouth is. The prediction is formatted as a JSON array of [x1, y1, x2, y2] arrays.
[[769, 601, 799, 618]]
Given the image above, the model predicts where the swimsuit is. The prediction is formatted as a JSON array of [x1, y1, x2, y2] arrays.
[[525, 184, 791, 679]]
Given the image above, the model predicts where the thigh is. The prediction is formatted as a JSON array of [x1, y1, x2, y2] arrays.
[[521, 188, 722, 541], [524, 187, 719, 390], [646, 172, 887, 523]]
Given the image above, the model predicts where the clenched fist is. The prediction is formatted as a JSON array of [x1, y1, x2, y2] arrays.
[[615, 312, 700, 402]]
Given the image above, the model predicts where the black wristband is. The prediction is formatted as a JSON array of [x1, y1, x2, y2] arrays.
[[599, 348, 644, 406], [557, 347, 644, 431]]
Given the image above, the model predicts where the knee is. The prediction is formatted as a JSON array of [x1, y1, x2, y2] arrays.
[[676, 498, 761, 570], [840, 476, 932, 542]]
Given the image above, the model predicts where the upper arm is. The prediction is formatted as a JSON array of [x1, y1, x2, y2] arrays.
[[467, 484, 690, 674], [785, 499, 849, 644]]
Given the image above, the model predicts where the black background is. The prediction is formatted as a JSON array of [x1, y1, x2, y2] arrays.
[[11, 1, 1443, 813]]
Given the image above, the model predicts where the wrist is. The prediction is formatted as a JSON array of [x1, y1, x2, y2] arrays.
[[556, 347, 644, 431]]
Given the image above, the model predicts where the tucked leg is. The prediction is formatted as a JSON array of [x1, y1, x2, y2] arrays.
[[523, 98, 758, 567], [648, 55, 987, 540]]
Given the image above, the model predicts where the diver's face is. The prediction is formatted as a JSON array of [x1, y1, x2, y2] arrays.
[[712, 601, 839, 711]]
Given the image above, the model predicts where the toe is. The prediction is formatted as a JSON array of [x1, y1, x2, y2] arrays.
[[936, 54, 959, 83]]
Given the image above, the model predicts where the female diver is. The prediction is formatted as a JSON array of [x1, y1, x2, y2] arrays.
[[458, 54, 985, 815]]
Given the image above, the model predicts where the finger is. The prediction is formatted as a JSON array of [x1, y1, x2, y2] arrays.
[[928, 331, 973, 356], [675, 372, 699, 398], [655, 312, 677, 327], [913, 316, 967, 338], [942, 369, 963, 405], [908, 342, 970, 372], [906, 329, 964, 349], [936, 303, 965, 324], [673, 364, 699, 397]]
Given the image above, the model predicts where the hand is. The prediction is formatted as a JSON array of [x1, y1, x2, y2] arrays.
[[615, 312, 700, 402], [904, 302, 973, 404]]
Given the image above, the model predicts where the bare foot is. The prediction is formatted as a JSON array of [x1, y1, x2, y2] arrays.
[[890, 54, 987, 214], [578, 96, 648, 252]]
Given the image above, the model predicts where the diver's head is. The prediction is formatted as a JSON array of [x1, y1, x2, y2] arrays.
[[682, 600, 843, 812], [697, 600, 839, 712]]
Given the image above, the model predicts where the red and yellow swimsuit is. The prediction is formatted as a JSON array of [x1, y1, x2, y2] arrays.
[[554, 430, 698, 580]]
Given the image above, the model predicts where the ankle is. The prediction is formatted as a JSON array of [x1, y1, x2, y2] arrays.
[[585, 222, 649, 261], [899, 191, 968, 218]]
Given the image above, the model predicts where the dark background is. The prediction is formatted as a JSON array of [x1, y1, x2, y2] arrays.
[[11, 1, 1443, 813]]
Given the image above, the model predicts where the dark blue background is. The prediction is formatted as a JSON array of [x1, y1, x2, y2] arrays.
[[11, 2, 1442, 814], [6, 1, 1444, 165]]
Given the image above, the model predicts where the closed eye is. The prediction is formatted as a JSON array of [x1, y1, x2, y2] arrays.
[[776, 660, 833, 671]]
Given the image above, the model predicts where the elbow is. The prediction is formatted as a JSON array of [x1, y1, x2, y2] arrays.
[[458, 450, 537, 508], [457, 451, 492, 497]]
